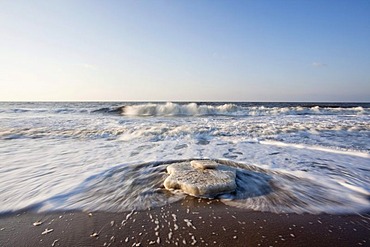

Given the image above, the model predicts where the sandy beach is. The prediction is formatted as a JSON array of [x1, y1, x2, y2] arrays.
[[1, 197, 369, 247]]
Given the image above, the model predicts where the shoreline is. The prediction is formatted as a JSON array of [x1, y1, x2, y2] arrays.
[[0, 197, 369, 247]]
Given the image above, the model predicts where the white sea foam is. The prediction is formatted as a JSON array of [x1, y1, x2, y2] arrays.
[[260, 140, 370, 158], [0, 102, 369, 214]]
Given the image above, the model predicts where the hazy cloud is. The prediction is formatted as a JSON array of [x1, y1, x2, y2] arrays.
[[312, 62, 327, 68]]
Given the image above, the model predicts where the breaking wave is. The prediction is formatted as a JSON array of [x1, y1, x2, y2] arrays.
[[122, 103, 239, 116], [120, 102, 369, 117], [1, 102, 369, 117]]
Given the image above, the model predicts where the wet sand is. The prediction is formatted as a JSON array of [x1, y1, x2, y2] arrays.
[[0, 197, 369, 247]]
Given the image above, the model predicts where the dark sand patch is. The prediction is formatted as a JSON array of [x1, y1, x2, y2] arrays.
[[0, 197, 369, 246]]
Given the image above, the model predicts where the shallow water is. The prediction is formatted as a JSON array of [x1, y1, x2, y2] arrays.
[[0, 102, 369, 214]]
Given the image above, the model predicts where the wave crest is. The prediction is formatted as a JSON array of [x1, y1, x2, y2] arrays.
[[119, 102, 369, 117], [122, 102, 239, 116]]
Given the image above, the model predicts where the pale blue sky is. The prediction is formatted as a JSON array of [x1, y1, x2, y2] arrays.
[[0, 0, 369, 101]]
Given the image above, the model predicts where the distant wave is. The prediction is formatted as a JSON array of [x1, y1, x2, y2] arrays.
[[122, 102, 239, 116], [1, 102, 369, 117], [118, 102, 369, 117], [91, 107, 124, 114]]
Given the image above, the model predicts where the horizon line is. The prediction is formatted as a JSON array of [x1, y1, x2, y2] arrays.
[[1, 100, 369, 104]]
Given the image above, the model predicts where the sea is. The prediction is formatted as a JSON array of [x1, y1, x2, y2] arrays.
[[0, 102, 369, 215]]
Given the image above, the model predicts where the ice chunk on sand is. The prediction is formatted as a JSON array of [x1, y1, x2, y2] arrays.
[[164, 160, 236, 197]]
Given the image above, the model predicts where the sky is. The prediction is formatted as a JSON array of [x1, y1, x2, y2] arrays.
[[0, 0, 369, 102]]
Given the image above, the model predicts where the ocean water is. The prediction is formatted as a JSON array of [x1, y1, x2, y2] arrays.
[[0, 102, 369, 214]]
